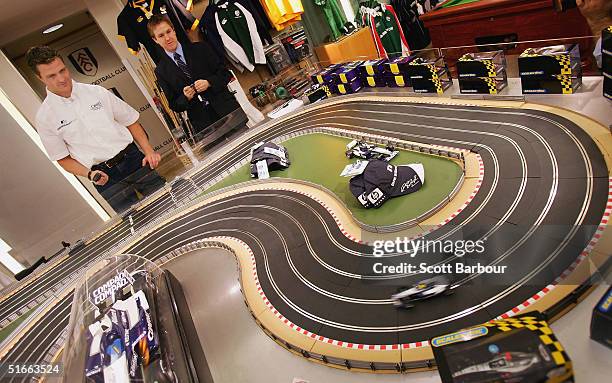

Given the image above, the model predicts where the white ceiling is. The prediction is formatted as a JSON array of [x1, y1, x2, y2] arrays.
[[0, 0, 87, 46]]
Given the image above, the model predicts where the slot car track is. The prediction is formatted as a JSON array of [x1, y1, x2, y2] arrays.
[[0, 96, 610, 379]]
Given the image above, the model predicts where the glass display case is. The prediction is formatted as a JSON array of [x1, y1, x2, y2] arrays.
[[62, 254, 202, 382]]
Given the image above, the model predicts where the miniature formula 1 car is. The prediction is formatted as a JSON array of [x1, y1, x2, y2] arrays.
[[451, 351, 541, 381], [345, 140, 398, 161], [391, 275, 452, 308]]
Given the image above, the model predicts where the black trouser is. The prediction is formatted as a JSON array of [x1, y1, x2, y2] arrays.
[[92, 143, 165, 213]]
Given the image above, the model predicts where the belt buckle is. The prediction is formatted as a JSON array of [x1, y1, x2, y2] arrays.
[[104, 158, 116, 168]]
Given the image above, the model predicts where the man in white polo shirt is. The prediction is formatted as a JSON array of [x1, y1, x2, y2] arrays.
[[27, 45, 165, 213]]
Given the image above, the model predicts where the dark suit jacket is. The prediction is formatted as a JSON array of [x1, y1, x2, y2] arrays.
[[154, 41, 239, 131]]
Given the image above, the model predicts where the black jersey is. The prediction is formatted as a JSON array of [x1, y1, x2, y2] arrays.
[[117, 0, 198, 63]]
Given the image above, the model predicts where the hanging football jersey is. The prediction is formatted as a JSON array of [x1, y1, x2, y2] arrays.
[[117, 0, 198, 63], [390, 0, 437, 51], [314, 0, 347, 41], [215, 1, 266, 71], [362, 4, 410, 58], [259, 0, 304, 31], [201, 0, 273, 62]]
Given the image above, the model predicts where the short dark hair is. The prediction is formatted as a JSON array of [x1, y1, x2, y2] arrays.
[[26, 46, 63, 75], [147, 14, 174, 37]]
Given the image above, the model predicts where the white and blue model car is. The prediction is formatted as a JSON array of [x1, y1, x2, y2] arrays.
[[391, 275, 453, 309]]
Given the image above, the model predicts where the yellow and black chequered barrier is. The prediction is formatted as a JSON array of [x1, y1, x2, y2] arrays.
[[558, 76, 575, 94]]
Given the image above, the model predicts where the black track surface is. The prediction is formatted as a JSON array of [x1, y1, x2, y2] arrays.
[[0, 99, 608, 380]]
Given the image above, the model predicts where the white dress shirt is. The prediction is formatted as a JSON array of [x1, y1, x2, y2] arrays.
[[36, 81, 139, 169], [165, 42, 186, 66]]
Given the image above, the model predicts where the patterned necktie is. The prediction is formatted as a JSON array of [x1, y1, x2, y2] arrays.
[[173, 52, 191, 81]]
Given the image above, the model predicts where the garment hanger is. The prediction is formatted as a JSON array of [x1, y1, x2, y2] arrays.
[[130, 0, 155, 18]]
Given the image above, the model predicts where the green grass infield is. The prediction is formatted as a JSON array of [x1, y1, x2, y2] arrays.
[[204, 133, 463, 227]]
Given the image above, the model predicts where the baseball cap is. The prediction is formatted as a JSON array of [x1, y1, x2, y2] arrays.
[[349, 159, 425, 208]]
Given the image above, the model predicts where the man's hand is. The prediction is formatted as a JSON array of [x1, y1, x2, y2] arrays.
[[142, 151, 161, 169], [89, 170, 109, 186], [193, 79, 210, 93], [183, 85, 196, 101]]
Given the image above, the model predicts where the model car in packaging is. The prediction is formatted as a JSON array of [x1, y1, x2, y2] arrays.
[[250, 142, 290, 179], [391, 275, 452, 308], [518, 44, 581, 77], [84, 306, 132, 383], [456, 51, 506, 78], [431, 313, 574, 383], [304, 83, 332, 104], [85, 291, 162, 382], [345, 140, 398, 161], [407, 57, 452, 94], [406, 56, 451, 80]]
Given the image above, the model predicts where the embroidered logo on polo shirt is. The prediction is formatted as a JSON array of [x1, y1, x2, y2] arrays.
[[58, 119, 74, 130], [90, 101, 103, 111]]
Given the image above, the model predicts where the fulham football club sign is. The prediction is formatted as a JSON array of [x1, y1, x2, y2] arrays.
[[68, 47, 98, 76]]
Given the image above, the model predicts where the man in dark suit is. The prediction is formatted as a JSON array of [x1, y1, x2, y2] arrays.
[[148, 15, 240, 136]]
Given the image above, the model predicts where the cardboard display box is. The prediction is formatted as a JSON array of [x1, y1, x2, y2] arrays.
[[331, 78, 363, 94], [411, 78, 452, 94], [363, 75, 387, 87], [384, 74, 412, 87], [459, 77, 508, 94], [384, 55, 417, 75], [332, 61, 364, 84], [358, 58, 388, 77], [311, 64, 343, 85], [521, 76, 582, 94], [591, 285, 612, 348]]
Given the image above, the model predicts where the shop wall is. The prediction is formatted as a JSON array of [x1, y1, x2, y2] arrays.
[[0, 101, 103, 271]]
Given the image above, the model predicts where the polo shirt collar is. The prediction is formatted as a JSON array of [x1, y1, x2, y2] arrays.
[[46, 80, 79, 104]]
